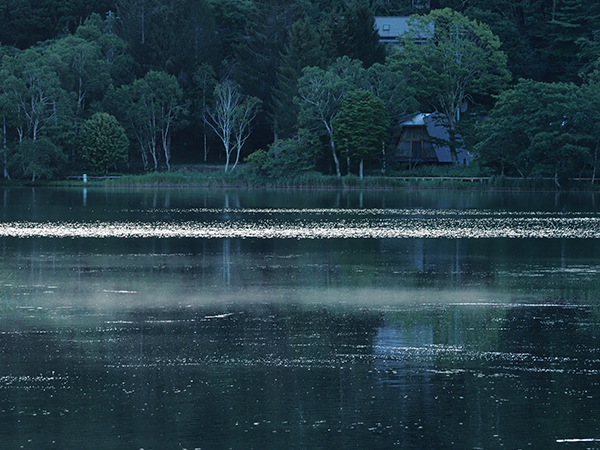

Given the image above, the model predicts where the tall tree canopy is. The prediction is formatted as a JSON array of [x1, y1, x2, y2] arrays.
[[333, 89, 389, 178], [475, 79, 595, 185], [390, 8, 511, 162], [4, 0, 600, 180], [108, 70, 183, 170], [115, 0, 217, 78], [0, 0, 114, 48], [321, 0, 386, 68], [272, 16, 327, 140]]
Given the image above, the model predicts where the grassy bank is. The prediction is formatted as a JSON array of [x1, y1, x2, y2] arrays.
[[3, 164, 599, 191]]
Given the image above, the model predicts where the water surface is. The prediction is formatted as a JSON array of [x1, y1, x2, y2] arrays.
[[1, 188, 599, 449]]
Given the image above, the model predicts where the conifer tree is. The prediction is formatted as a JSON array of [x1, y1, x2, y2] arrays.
[[321, 0, 385, 68], [333, 89, 389, 178], [271, 17, 327, 140], [233, 0, 300, 142], [549, 0, 598, 81]]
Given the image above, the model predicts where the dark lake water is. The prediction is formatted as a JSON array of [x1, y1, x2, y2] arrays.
[[1, 187, 600, 450]]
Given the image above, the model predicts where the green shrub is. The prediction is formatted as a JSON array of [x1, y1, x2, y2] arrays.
[[79, 113, 129, 174]]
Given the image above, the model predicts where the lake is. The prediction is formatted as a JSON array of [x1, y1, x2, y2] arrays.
[[1, 187, 599, 450]]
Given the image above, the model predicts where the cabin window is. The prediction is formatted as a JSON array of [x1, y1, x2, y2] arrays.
[[398, 127, 425, 158], [382, 24, 390, 31]]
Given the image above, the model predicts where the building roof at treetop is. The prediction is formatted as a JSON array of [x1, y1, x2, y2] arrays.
[[374, 16, 433, 44], [374, 16, 410, 44]]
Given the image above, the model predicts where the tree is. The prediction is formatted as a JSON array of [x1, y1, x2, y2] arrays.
[[115, 0, 217, 77], [333, 89, 389, 178], [191, 64, 217, 162], [364, 62, 417, 125], [246, 132, 319, 180], [0, 46, 74, 178], [0, 97, 11, 179], [474, 79, 593, 186], [547, 0, 600, 81], [390, 8, 511, 162], [112, 70, 183, 170], [321, 0, 386, 67], [0, 0, 114, 49], [296, 57, 365, 177], [296, 66, 345, 177], [372, 0, 427, 16], [8, 136, 66, 182], [271, 16, 327, 140], [79, 112, 129, 174], [579, 82, 600, 183], [0, 49, 67, 142], [208, 0, 255, 61], [76, 13, 137, 87], [206, 80, 260, 172], [42, 31, 114, 161], [44, 34, 109, 117]]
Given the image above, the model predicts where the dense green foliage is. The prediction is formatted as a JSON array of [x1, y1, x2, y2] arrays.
[[79, 112, 129, 174], [475, 79, 600, 186], [389, 8, 511, 162], [334, 89, 389, 178], [1, 0, 600, 184]]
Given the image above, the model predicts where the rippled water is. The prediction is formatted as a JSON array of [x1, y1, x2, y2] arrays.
[[2, 208, 600, 239], [1, 188, 599, 450]]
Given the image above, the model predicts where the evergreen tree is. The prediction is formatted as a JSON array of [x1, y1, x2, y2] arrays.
[[271, 17, 327, 140], [115, 0, 217, 78], [548, 0, 599, 81], [0, 0, 114, 49], [321, 0, 385, 68], [333, 89, 389, 178], [208, 0, 255, 62], [233, 0, 301, 143], [191, 64, 217, 162]]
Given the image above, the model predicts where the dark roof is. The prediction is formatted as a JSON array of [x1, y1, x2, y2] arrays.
[[374, 16, 433, 44], [399, 113, 470, 165], [374, 16, 410, 43]]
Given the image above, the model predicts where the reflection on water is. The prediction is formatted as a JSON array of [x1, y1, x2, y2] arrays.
[[1, 302, 599, 449], [2, 208, 600, 238], [1, 187, 600, 450]]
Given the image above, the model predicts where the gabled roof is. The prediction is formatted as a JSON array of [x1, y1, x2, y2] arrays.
[[374, 16, 411, 43], [399, 113, 470, 165], [374, 16, 433, 44]]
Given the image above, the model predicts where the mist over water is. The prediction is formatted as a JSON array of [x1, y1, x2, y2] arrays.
[[1, 188, 600, 449]]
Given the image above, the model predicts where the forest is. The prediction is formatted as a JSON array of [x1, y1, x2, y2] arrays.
[[1, 0, 600, 184]]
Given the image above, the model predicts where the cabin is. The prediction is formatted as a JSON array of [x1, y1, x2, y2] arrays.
[[392, 113, 470, 166]]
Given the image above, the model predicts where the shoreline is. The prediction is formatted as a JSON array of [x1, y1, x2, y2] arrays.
[[1, 172, 599, 192]]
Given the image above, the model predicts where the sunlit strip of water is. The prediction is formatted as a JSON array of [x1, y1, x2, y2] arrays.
[[125, 207, 600, 217], [1, 216, 600, 238]]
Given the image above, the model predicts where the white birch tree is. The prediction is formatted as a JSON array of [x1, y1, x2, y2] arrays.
[[119, 70, 183, 170], [296, 66, 347, 177], [206, 80, 260, 172]]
